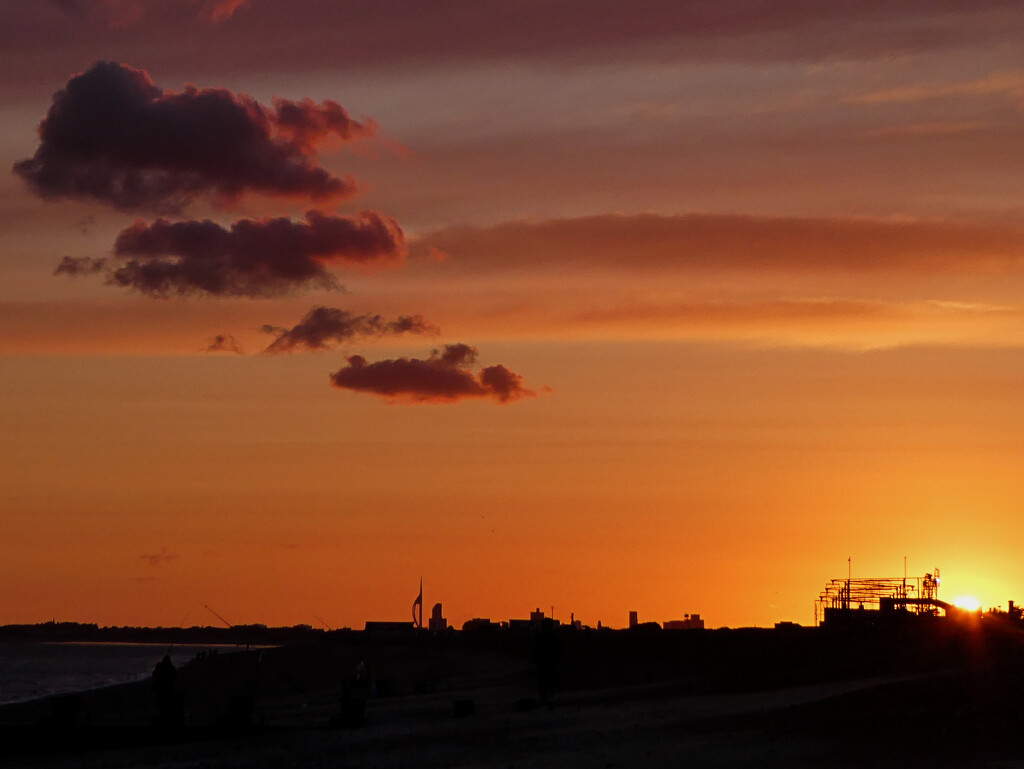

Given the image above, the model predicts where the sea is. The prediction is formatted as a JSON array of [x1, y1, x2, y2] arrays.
[[0, 643, 239, 706]]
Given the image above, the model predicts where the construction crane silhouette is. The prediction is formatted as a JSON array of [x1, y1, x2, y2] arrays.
[[204, 604, 233, 628]]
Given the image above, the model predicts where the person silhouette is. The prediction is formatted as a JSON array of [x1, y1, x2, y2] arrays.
[[152, 654, 182, 727]]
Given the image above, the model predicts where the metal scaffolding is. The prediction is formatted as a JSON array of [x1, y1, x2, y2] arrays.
[[815, 570, 942, 626]]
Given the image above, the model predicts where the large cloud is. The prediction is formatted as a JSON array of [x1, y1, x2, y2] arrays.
[[329, 343, 537, 404], [262, 305, 438, 353], [97, 210, 405, 297], [13, 61, 374, 212]]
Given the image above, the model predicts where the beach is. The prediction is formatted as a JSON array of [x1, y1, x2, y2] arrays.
[[5, 623, 1024, 768], [0, 676, 908, 768]]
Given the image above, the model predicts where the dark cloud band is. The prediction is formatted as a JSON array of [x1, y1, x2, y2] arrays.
[[414, 213, 1024, 275]]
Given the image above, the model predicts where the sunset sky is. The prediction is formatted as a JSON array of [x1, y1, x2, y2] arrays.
[[2, 0, 1024, 630]]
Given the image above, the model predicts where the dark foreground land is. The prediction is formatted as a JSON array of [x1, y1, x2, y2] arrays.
[[3, 618, 1024, 768]]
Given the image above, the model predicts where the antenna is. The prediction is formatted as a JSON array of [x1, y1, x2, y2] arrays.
[[165, 610, 191, 656]]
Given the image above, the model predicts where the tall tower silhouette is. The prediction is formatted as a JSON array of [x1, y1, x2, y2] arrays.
[[412, 577, 423, 629]]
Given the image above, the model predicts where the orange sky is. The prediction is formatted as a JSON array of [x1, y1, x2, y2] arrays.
[[2, 1, 1023, 629]]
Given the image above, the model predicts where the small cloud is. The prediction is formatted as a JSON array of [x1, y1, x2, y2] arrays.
[[329, 343, 539, 404], [262, 305, 438, 353], [54, 256, 107, 276], [426, 246, 450, 263], [204, 333, 243, 354], [196, 0, 247, 23], [140, 547, 179, 567], [72, 217, 96, 236]]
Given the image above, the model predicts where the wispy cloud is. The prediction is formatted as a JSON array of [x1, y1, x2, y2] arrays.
[[262, 306, 438, 353], [198, 0, 247, 23], [140, 547, 179, 567], [52, 0, 248, 27], [847, 71, 1024, 105], [860, 121, 993, 140]]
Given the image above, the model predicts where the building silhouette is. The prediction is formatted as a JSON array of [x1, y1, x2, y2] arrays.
[[428, 603, 446, 633], [663, 614, 704, 630]]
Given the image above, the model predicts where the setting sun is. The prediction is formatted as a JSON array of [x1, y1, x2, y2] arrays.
[[953, 596, 982, 612]]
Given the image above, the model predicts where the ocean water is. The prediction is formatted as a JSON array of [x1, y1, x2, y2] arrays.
[[0, 643, 232, 705]]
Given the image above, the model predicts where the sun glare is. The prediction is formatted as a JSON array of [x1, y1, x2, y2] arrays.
[[953, 596, 981, 612]]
